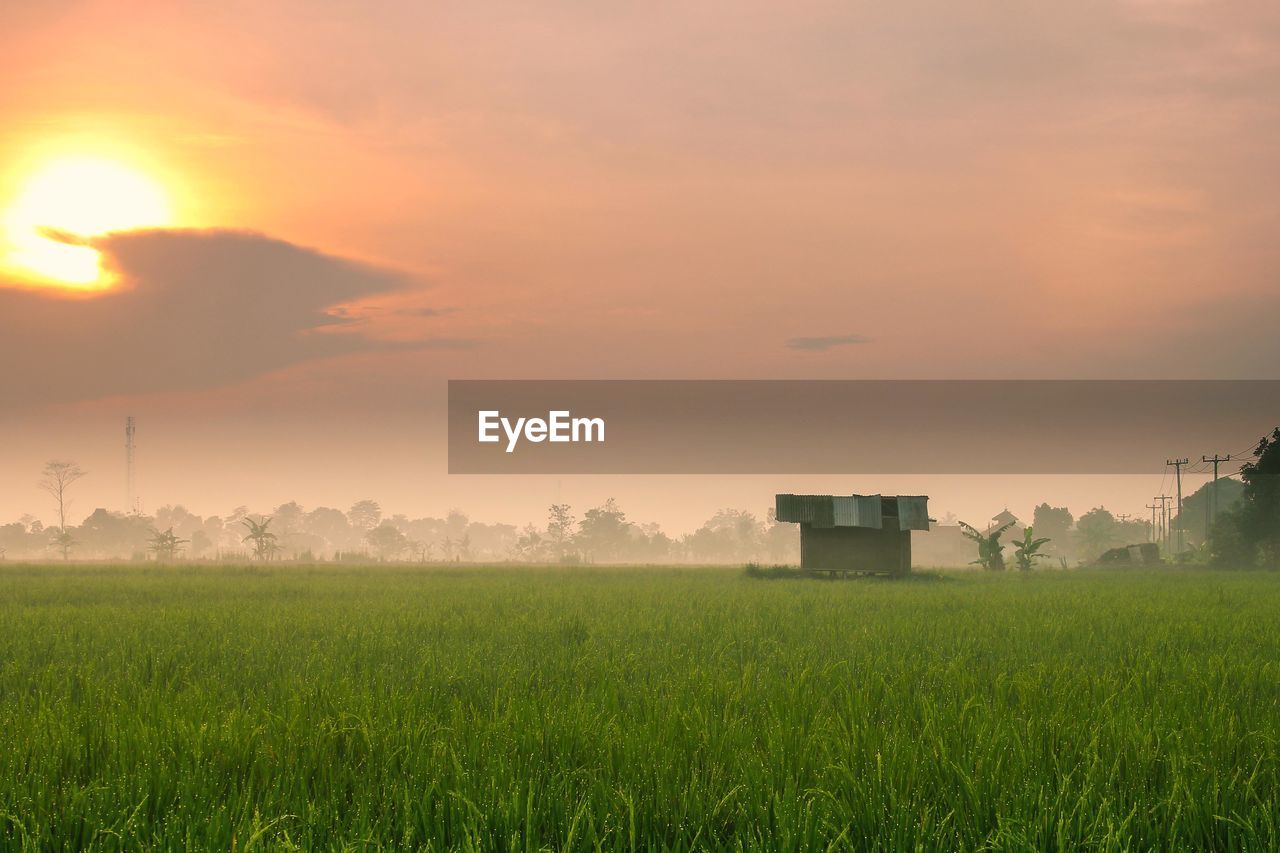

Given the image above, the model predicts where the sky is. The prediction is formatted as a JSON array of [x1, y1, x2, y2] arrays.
[[1, 1, 1277, 533]]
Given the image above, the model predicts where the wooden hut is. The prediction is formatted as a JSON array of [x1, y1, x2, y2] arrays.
[[775, 494, 930, 576]]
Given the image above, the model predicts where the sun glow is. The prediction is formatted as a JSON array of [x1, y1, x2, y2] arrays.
[[2, 155, 174, 289]]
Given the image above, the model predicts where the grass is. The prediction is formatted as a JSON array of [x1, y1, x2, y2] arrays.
[[0, 563, 1278, 850]]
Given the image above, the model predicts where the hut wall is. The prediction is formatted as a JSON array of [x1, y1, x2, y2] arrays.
[[799, 522, 911, 575]]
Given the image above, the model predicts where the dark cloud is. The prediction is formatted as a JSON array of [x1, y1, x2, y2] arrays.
[[784, 333, 871, 352], [0, 229, 452, 404]]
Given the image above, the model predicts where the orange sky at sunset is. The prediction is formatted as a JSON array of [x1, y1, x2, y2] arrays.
[[2, 1, 1278, 530]]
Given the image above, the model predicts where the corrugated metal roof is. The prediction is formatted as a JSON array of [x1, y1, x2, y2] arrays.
[[832, 495, 883, 528], [776, 494, 830, 525], [897, 495, 930, 531], [777, 493, 927, 530]]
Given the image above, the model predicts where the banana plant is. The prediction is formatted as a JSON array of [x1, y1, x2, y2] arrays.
[[1011, 526, 1052, 571], [241, 516, 280, 561], [959, 520, 1015, 571], [148, 527, 189, 562]]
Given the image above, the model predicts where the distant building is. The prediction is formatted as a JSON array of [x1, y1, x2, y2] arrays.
[[775, 494, 930, 576], [989, 509, 1020, 531], [912, 524, 973, 568]]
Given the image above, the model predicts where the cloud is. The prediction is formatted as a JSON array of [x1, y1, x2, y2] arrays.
[[784, 333, 871, 352], [0, 228, 454, 404]]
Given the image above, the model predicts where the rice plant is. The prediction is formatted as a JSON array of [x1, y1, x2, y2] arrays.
[[0, 563, 1277, 849]]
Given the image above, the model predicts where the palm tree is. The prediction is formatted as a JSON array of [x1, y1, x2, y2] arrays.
[[241, 516, 279, 561], [959, 520, 1015, 571], [1011, 526, 1052, 571], [148, 527, 189, 562]]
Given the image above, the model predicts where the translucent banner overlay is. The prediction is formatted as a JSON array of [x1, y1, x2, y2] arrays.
[[448, 380, 1279, 474]]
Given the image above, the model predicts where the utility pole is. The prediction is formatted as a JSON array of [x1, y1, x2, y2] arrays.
[[1145, 503, 1160, 544], [1154, 495, 1172, 556], [1167, 458, 1189, 555], [1201, 454, 1232, 541]]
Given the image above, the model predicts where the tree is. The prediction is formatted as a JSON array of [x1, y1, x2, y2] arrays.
[[446, 510, 469, 538], [686, 509, 765, 563], [1207, 511, 1246, 566], [763, 508, 798, 563], [365, 522, 409, 560], [1011, 526, 1052, 571], [148, 527, 189, 562], [241, 516, 279, 561], [154, 505, 201, 537], [39, 460, 85, 559], [1031, 504, 1073, 555], [273, 501, 306, 535], [347, 500, 382, 531], [1214, 428, 1280, 567], [959, 520, 1014, 571], [546, 503, 576, 561], [305, 506, 354, 552], [578, 498, 632, 562], [1176, 478, 1245, 547], [49, 529, 77, 561], [189, 529, 213, 558], [76, 509, 153, 558], [1074, 507, 1120, 561], [513, 524, 547, 561]]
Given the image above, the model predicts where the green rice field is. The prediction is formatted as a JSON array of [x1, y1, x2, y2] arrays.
[[1, 564, 1278, 850]]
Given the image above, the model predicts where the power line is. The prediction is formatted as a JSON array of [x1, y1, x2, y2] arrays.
[[1231, 439, 1263, 458]]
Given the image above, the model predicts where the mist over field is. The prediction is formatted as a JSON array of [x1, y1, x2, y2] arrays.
[[0, 465, 1253, 567]]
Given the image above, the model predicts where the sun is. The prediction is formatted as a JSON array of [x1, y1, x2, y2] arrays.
[[2, 155, 174, 289]]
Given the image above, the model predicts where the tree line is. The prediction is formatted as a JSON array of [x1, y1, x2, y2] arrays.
[[951, 428, 1280, 569], [0, 475, 798, 564], [4, 428, 1275, 566]]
